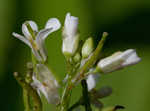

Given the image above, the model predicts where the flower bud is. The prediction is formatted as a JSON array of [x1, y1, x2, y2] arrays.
[[73, 52, 81, 62], [96, 49, 141, 73], [82, 37, 94, 58], [62, 13, 79, 57]]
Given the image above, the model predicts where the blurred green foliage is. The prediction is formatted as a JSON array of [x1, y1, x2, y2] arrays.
[[0, 0, 150, 111]]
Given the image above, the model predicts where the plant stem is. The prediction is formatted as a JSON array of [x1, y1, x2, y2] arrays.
[[60, 32, 108, 111], [60, 58, 74, 111], [23, 89, 30, 111], [60, 81, 72, 111], [14, 72, 42, 111], [81, 79, 92, 111]]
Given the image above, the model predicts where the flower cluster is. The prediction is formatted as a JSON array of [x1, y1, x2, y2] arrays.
[[12, 13, 141, 111]]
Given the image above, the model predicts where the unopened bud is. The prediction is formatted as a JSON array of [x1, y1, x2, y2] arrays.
[[27, 62, 33, 69], [62, 13, 79, 57], [82, 37, 94, 58], [73, 53, 81, 62]]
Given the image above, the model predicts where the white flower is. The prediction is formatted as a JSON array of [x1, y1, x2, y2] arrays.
[[31, 64, 60, 104], [12, 18, 61, 62], [97, 49, 141, 73], [86, 74, 100, 91], [62, 13, 79, 57]]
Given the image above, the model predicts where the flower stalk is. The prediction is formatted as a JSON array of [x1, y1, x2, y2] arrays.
[[23, 89, 30, 111], [59, 61, 74, 111]]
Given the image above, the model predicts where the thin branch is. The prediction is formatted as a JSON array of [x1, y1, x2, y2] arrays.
[[23, 89, 30, 111], [81, 79, 92, 111]]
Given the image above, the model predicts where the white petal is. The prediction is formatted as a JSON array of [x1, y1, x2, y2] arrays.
[[31, 48, 43, 62], [36, 28, 52, 40], [31, 75, 46, 98], [12, 32, 31, 47], [97, 51, 123, 73], [62, 34, 79, 57], [86, 74, 100, 91], [45, 18, 61, 39], [120, 49, 135, 60], [35, 28, 52, 61], [97, 49, 141, 73], [36, 64, 60, 104], [121, 49, 141, 67], [38, 41, 47, 62], [22, 21, 38, 39], [36, 64, 59, 87], [31, 74, 42, 89], [64, 13, 78, 37]]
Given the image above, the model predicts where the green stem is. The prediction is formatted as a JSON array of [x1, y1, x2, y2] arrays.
[[60, 58, 76, 111], [23, 89, 30, 111], [14, 72, 42, 111], [60, 81, 72, 111], [60, 32, 108, 111], [81, 79, 92, 111]]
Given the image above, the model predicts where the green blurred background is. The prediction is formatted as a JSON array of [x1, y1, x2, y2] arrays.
[[0, 0, 150, 111]]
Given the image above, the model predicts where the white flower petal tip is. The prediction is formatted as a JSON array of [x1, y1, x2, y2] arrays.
[[12, 32, 31, 47], [97, 49, 141, 73], [64, 13, 78, 37], [86, 74, 100, 91], [45, 18, 61, 33], [12, 32, 19, 37], [62, 13, 79, 57], [22, 20, 38, 38], [121, 49, 141, 66]]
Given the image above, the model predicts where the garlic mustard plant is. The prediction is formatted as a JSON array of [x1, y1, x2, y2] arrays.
[[12, 13, 141, 111]]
